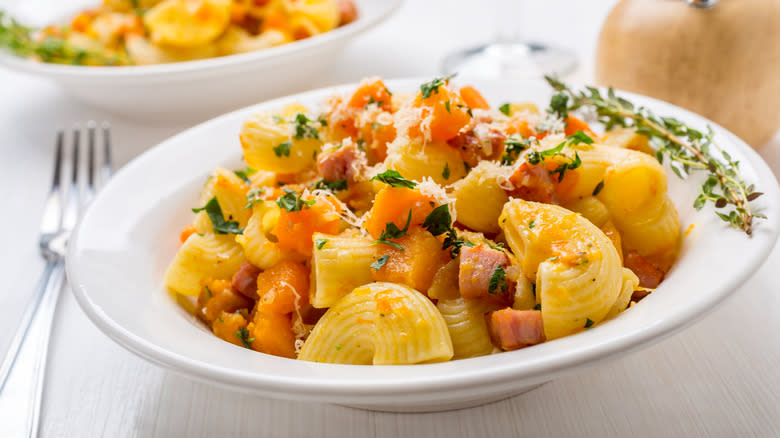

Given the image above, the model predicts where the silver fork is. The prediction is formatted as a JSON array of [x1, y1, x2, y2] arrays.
[[0, 122, 112, 437]]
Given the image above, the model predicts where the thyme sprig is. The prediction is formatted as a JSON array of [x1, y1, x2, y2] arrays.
[[545, 76, 764, 235]]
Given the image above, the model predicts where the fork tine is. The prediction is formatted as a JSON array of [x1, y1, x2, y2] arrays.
[[101, 122, 113, 184], [61, 125, 81, 230], [85, 122, 97, 202], [38, 131, 65, 237]]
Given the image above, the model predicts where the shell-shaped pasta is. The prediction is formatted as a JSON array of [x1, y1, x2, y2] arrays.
[[384, 138, 467, 185], [452, 161, 510, 233], [235, 202, 286, 270], [240, 111, 321, 174], [605, 268, 640, 320], [282, 0, 340, 34], [437, 298, 496, 359], [558, 145, 680, 268], [500, 200, 638, 340], [298, 283, 453, 364], [164, 233, 246, 297], [310, 232, 377, 308], [600, 127, 654, 155], [193, 167, 251, 234], [144, 0, 231, 48], [564, 196, 610, 228], [124, 34, 218, 65], [216, 27, 288, 56]]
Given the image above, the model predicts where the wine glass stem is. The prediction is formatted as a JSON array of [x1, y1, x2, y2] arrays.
[[494, 0, 525, 44]]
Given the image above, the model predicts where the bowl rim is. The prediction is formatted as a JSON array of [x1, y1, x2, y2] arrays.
[[0, 0, 403, 81], [66, 77, 780, 400]]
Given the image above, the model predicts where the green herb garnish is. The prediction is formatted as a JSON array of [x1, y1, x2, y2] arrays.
[[273, 141, 292, 157], [276, 188, 315, 212], [488, 265, 508, 295], [370, 170, 417, 189], [373, 210, 412, 251], [370, 254, 390, 271], [592, 180, 605, 196], [584, 318, 594, 328], [234, 166, 256, 184], [292, 113, 320, 140], [192, 196, 243, 235], [420, 74, 456, 99], [442, 163, 451, 180], [498, 103, 512, 116], [235, 327, 255, 349], [315, 238, 328, 250], [546, 76, 765, 235], [313, 178, 348, 192]]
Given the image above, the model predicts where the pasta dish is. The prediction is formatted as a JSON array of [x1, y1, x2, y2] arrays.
[[0, 0, 357, 66], [164, 76, 682, 364]]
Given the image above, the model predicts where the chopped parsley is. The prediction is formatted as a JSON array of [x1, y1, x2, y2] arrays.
[[373, 210, 412, 251], [366, 96, 384, 108], [292, 113, 320, 140], [422, 204, 453, 236], [592, 180, 605, 196], [334, 345, 342, 351], [370, 170, 417, 189], [488, 265, 508, 295], [526, 132, 590, 182], [235, 327, 255, 349], [315, 238, 328, 250], [584, 318, 594, 328], [487, 241, 505, 251], [370, 254, 390, 271], [203, 285, 212, 299], [498, 103, 512, 116], [245, 187, 264, 209], [550, 151, 582, 182], [192, 196, 243, 235], [233, 166, 256, 184], [420, 74, 456, 99], [444, 100, 451, 113], [501, 135, 533, 165], [442, 162, 451, 180], [273, 141, 292, 157], [567, 130, 594, 146], [533, 303, 541, 311], [528, 220, 535, 229], [313, 178, 348, 192], [276, 188, 315, 212], [272, 115, 285, 124], [371, 122, 381, 131]]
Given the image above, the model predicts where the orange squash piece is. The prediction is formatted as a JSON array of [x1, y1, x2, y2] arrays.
[[275, 195, 341, 256], [256, 261, 310, 314], [411, 82, 471, 142], [212, 311, 249, 348], [371, 227, 450, 292], [363, 187, 436, 239], [348, 78, 393, 112], [249, 311, 297, 358], [199, 279, 253, 324], [459, 85, 490, 110]]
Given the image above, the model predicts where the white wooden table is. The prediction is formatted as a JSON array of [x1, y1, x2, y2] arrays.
[[1, 1, 779, 436]]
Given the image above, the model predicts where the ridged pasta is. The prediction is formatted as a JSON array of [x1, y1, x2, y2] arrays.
[[216, 27, 288, 56], [310, 232, 377, 308], [564, 196, 610, 228], [194, 166, 251, 234], [500, 199, 638, 340], [240, 111, 321, 174], [600, 127, 654, 155], [164, 232, 246, 297], [281, 0, 340, 35], [452, 161, 510, 233], [235, 203, 290, 270], [384, 138, 467, 185], [143, 0, 231, 48], [557, 145, 681, 269], [437, 297, 496, 359], [298, 283, 453, 364]]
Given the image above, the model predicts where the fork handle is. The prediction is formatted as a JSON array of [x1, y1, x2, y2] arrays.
[[0, 261, 65, 437]]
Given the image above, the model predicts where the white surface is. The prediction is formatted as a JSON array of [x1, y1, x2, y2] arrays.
[[1, 0, 779, 435], [0, 0, 401, 121], [66, 78, 780, 413]]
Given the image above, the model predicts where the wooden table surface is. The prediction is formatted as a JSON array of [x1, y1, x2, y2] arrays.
[[0, 0, 779, 436]]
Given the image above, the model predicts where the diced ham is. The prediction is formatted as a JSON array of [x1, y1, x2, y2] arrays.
[[506, 162, 559, 204], [631, 289, 651, 302], [459, 244, 513, 305], [448, 122, 506, 168], [316, 142, 365, 183], [337, 0, 358, 26], [232, 261, 261, 300], [624, 250, 665, 289], [486, 308, 546, 350]]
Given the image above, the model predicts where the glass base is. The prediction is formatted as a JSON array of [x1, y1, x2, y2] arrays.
[[441, 42, 578, 79]]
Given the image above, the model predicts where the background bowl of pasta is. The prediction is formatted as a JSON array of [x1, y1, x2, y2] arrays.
[[66, 77, 780, 412], [0, 0, 400, 121]]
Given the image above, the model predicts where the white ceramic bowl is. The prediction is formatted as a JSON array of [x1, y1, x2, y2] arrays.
[[0, 0, 401, 122], [66, 78, 780, 412]]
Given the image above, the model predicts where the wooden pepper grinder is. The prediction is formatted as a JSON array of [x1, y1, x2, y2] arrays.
[[596, 0, 780, 147]]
